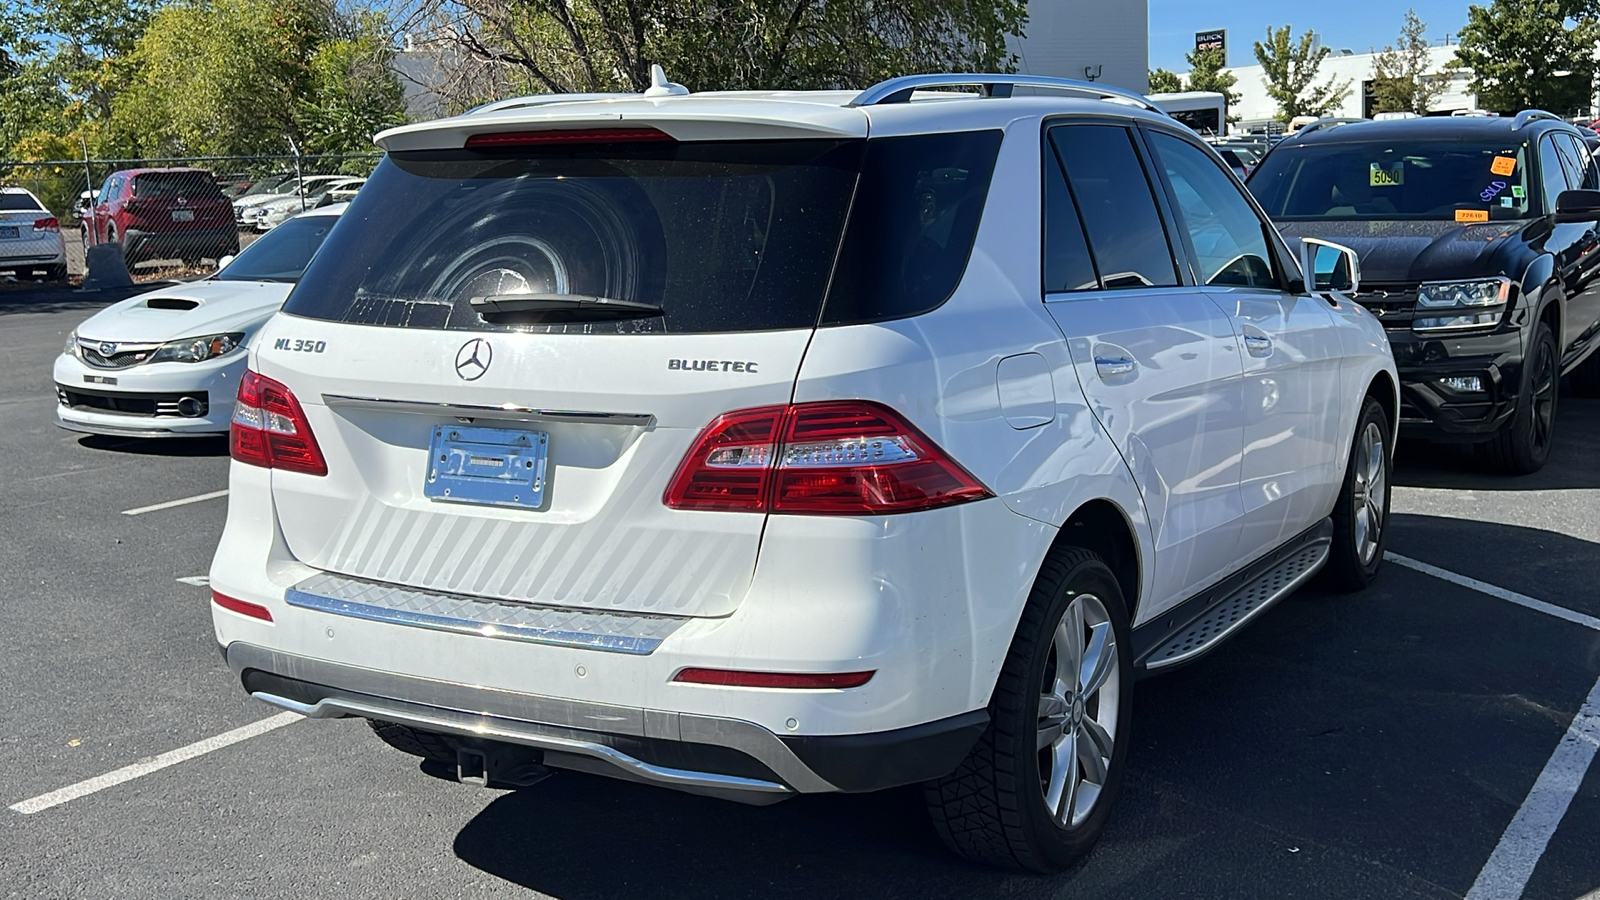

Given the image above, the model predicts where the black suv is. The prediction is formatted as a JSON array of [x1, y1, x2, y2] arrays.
[[1248, 112, 1600, 473]]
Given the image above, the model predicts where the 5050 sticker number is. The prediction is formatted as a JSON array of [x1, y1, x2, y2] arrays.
[[272, 338, 327, 353]]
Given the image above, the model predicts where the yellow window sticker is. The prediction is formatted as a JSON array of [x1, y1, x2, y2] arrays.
[[1370, 162, 1404, 187], [1491, 156, 1517, 176], [1456, 208, 1490, 223]]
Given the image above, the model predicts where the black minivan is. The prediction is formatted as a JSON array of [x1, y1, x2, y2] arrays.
[[1248, 112, 1600, 473]]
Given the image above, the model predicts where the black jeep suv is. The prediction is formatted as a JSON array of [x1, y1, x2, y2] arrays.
[[1248, 112, 1600, 473]]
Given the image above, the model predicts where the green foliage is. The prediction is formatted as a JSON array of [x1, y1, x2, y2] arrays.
[[1184, 46, 1240, 118], [1148, 68, 1182, 94], [1372, 10, 1448, 114], [447, 0, 1029, 99], [1454, 0, 1600, 114], [1253, 24, 1354, 121], [299, 24, 408, 155]]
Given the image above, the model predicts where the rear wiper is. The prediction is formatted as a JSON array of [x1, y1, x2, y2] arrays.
[[469, 293, 664, 321]]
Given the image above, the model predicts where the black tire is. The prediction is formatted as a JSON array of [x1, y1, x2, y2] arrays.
[[925, 547, 1133, 873], [1477, 321, 1558, 475], [1324, 396, 1392, 591], [367, 718, 457, 763], [1570, 348, 1600, 398]]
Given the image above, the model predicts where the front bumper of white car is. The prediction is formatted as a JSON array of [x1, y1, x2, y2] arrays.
[[52, 348, 247, 437]]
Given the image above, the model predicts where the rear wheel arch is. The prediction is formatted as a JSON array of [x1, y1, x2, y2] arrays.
[[1051, 499, 1142, 621]]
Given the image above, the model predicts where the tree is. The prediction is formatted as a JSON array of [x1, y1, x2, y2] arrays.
[[1253, 25, 1353, 121], [430, 0, 1028, 107], [1454, 0, 1600, 114], [1148, 67, 1182, 93], [1372, 9, 1448, 114], [1184, 46, 1240, 115]]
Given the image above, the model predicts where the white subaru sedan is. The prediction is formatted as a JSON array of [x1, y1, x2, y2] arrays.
[[54, 204, 343, 437]]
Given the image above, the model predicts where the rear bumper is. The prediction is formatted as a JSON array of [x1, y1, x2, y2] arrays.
[[227, 642, 987, 801], [123, 226, 238, 260]]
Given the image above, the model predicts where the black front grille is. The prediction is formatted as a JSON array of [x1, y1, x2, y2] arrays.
[[79, 345, 157, 369], [61, 387, 208, 418], [1350, 286, 1418, 328]]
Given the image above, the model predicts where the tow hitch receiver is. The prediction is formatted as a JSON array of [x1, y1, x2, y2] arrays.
[[456, 744, 553, 790]]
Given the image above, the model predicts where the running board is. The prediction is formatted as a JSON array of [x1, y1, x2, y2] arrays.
[[1143, 531, 1331, 671]]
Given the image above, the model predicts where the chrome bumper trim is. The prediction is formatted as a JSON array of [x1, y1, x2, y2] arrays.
[[285, 572, 688, 655], [226, 643, 839, 797]]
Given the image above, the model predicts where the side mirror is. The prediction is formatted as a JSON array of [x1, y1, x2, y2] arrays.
[[1554, 189, 1600, 223], [1299, 237, 1361, 294], [216, 254, 235, 270]]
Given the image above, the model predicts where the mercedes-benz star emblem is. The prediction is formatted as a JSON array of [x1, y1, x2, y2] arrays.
[[99, 342, 117, 357], [455, 339, 492, 381]]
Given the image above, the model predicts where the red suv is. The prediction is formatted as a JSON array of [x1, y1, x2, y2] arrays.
[[87, 168, 239, 265]]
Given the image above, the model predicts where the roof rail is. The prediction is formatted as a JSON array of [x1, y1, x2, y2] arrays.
[[1294, 117, 1367, 138], [1513, 109, 1562, 129], [848, 74, 1164, 114], [465, 93, 634, 116]]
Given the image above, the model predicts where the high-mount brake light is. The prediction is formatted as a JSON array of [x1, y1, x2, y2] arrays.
[[464, 127, 675, 149], [211, 589, 272, 622], [672, 668, 875, 689], [230, 370, 328, 476], [664, 400, 992, 515]]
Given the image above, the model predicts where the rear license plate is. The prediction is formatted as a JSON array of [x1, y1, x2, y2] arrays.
[[0, 226, 17, 239], [425, 425, 548, 509], [171, 209, 195, 222]]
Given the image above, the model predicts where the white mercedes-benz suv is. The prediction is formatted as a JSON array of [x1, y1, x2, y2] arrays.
[[210, 72, 1397, 871]]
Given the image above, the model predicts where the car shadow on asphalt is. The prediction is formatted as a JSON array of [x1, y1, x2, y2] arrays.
[[0, 282, 172, 316], [76, 434, 229, 456], [1393, 395, 1600, 491]]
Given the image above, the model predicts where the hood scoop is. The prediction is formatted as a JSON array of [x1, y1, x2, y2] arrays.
[[145, 297, 201, 311]]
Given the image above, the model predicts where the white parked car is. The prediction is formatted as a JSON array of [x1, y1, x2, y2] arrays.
[[209, 73, 1397, 871], [0, 186, 68, 280], [54, 204, 344, 437], [248, 176, 363, 231]]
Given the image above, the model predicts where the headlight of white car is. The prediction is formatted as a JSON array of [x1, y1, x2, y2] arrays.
[[64, 329, 78, 358], [149, 332, 245, 364]]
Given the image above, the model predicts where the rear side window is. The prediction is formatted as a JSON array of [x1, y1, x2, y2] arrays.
[[0, 192, 44, 211], [820, 131, 1002, 325], [1148, 132, 1278, 289], [1042, 145, 1099, 292], [1048, 125, 1179, 290], [132, 171, 224, 199]]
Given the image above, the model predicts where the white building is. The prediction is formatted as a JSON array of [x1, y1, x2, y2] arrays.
[[1013, 0, 1148, 93], [1205, 43, 1478, 131]]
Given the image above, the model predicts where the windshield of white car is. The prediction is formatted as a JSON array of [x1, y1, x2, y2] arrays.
[[213, 215, 338, 283]]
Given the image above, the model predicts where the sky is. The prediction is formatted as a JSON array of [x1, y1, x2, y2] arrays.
[[1148, 0, 1475, 71]]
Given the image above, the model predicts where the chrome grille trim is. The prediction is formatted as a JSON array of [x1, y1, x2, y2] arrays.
[[285, 572, 689, 654]]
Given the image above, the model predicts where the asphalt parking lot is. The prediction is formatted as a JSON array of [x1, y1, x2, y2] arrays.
[[1, 288, 1596, 900]]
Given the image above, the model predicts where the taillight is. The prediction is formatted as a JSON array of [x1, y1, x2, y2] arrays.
[[32, 216, 59, 233], [664, 400, 991, 515], [230, 370, 328, 476]]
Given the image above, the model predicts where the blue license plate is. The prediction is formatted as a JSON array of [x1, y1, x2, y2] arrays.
[[425, 425, 549, 509]]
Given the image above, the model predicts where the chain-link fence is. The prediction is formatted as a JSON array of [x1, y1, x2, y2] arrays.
[[1, 153, 381, 281]]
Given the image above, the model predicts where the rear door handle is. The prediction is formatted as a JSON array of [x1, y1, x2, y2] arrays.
[[1094, 355, 1137, 378]]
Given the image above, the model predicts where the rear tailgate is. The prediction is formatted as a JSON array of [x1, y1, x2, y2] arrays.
[[256, 319, 809, 618], [257, 129, 866, 619]]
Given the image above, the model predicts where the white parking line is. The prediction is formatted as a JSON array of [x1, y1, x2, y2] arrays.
[[1465, 675, 1600, 900], [8, 712, 299, 815], [120, 489, 228, 516], [1385, 553, 1600, 632]]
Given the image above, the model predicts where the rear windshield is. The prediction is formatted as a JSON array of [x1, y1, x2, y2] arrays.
[[283, 133, 1001, 334], [0, 193, 44, 211], [132, 172, 225, 199], [214, 214, 338, 283], [1249, 140, 1533, 221]]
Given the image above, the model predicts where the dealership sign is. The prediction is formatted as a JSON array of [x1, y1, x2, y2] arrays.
[[1195, 29, 1226, 62]]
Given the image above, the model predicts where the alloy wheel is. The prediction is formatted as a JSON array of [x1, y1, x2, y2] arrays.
[[1037, 592, 1121, 829], [1351, 421, 1387, 566], [1531, 338, 1557, 453]]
